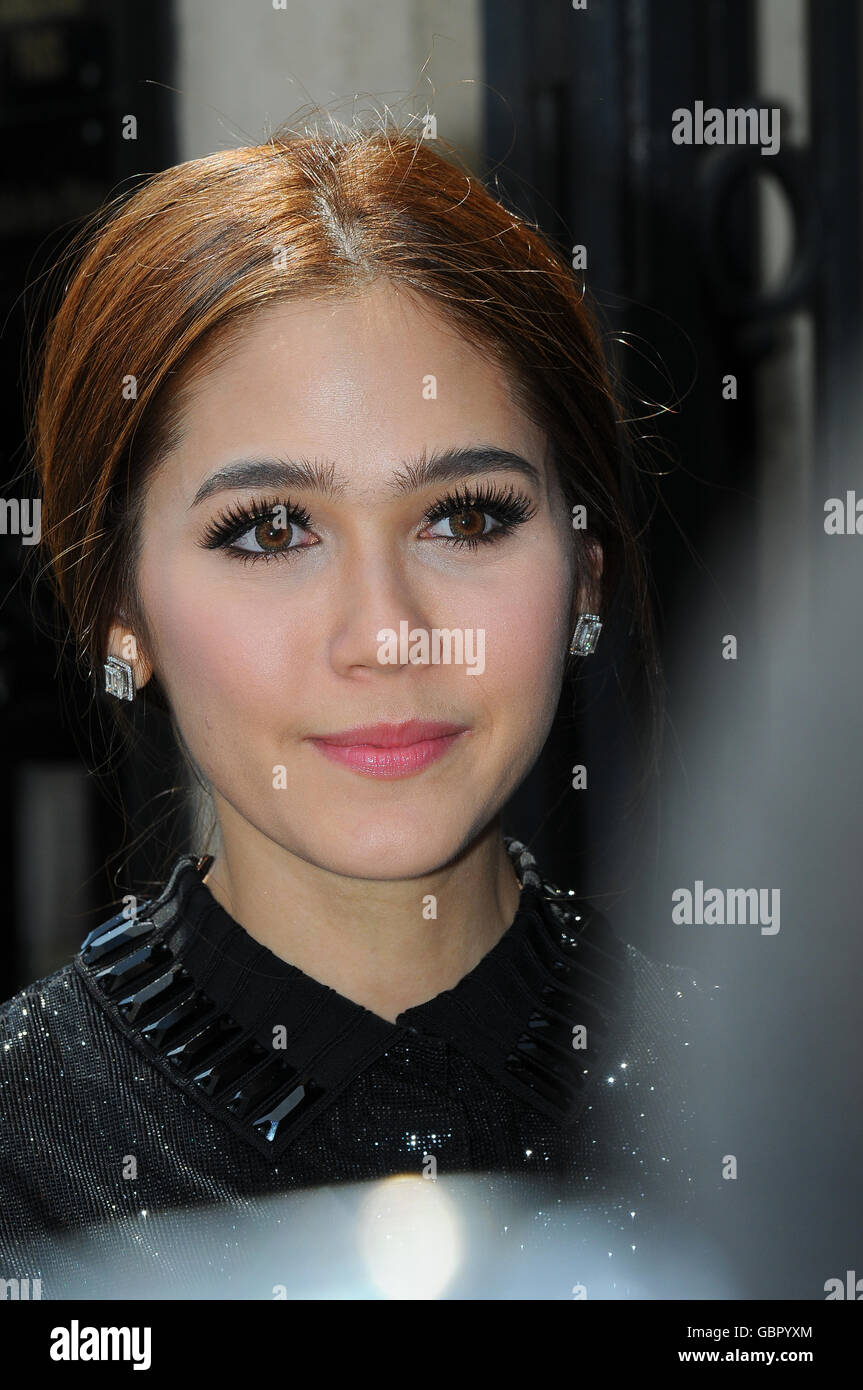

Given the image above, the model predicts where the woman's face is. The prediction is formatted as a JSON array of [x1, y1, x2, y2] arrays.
[[133, 280, 579, 878]]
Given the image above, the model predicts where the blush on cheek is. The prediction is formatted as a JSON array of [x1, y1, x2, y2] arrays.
[[157, 607, 309, 795], [502, 577, 570, 665], [150, 578, 289, 698], [497, 588, 571, 748]]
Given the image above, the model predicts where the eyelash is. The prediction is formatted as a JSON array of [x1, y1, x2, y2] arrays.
[[200, 483, 538, 565]]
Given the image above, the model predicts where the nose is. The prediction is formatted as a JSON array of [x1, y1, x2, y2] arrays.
[[326, 546, 432, 680]]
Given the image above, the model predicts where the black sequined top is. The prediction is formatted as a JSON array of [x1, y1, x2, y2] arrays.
[[0, 838, 728, 1299]]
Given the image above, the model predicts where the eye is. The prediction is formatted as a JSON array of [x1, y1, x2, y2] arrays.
[[418, 482, 537, 551], [423, 507, 499, 542], [233, 509, 312, 555], [200, 498, 318, 563]]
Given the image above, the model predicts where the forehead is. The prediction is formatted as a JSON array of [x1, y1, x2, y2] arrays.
[[157, 280, 549, 500]]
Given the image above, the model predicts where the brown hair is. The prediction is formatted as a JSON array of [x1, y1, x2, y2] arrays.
[[25, 115, 663, 842]]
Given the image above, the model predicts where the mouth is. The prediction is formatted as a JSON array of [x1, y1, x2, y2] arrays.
[[306, 719, 470, 779]]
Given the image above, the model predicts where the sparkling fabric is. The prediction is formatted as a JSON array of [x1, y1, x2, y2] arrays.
[[0, 837, 729, 1298]]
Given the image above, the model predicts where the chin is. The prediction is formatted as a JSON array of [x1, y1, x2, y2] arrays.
[[275, 811, 482, 882]]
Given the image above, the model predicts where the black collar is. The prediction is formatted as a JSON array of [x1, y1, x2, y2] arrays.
[[73, 838, 629, 1161]]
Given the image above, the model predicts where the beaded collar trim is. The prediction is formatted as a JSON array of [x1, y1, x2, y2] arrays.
[[73, 838, 628, 1162]]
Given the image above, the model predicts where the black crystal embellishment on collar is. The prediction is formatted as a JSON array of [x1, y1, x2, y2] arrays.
[[74, 861, 327, 1158], [73, 841, 629, 1158], [500, 881, 628, 1119]]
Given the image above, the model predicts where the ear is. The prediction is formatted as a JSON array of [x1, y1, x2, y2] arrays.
[[105, 619, 153, 692], [569, 539, 604, 631]]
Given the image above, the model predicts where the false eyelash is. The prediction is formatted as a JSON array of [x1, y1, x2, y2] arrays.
[[420, 482, 538, 535], [200, 495, 313, 550], [199, 481, 538, 563]]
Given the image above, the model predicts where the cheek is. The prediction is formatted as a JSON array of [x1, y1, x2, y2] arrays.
[[487, 581, 569, 727], [486, 538, 572, 667], [139, 553, 305, 722], [137, 530, 572, 743]]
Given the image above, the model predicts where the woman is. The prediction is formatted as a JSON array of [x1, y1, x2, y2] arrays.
[[0, 120, 723, 1298]]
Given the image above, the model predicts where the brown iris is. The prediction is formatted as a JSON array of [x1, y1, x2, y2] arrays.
[[254, 517, 291, 551], [448, 509, 485, 539]]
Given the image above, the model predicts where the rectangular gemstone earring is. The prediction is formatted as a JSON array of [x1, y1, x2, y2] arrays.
[[104, 655, 136, 701], [568, 613, 602, 656]]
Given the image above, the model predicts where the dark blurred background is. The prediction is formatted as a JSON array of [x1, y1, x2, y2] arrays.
[[0, 0, 859, 977]]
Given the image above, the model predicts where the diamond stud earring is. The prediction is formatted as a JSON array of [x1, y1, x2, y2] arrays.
[[568, 613, 602, 656], [104, 655, 135, 701]]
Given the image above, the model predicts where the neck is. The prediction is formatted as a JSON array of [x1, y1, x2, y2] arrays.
[[200, 807, 524, 1024]]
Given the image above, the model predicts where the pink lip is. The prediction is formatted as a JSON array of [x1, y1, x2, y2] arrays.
[[307, 720, 470, 779]]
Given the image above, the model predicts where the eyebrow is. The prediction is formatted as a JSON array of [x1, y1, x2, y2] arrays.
[[188, 446, 543, 509]]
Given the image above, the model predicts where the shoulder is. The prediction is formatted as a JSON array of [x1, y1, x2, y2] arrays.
[[549, 881, 723, 1065], [535, 879, 724, 1170], [620, 937, 722, 1032], [524, 840, 722, 1044], [0, 872, 194, 1233], [0, 858, 196, 1102], [612, 936, 723, 1107], [0, 852, 201, 1060], [0, 964, 106, 1229], [0, 958, 89, 1040], [0, 960, 119, 1116]]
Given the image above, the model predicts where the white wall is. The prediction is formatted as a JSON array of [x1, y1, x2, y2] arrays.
[[175, 0, 483, 172]]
